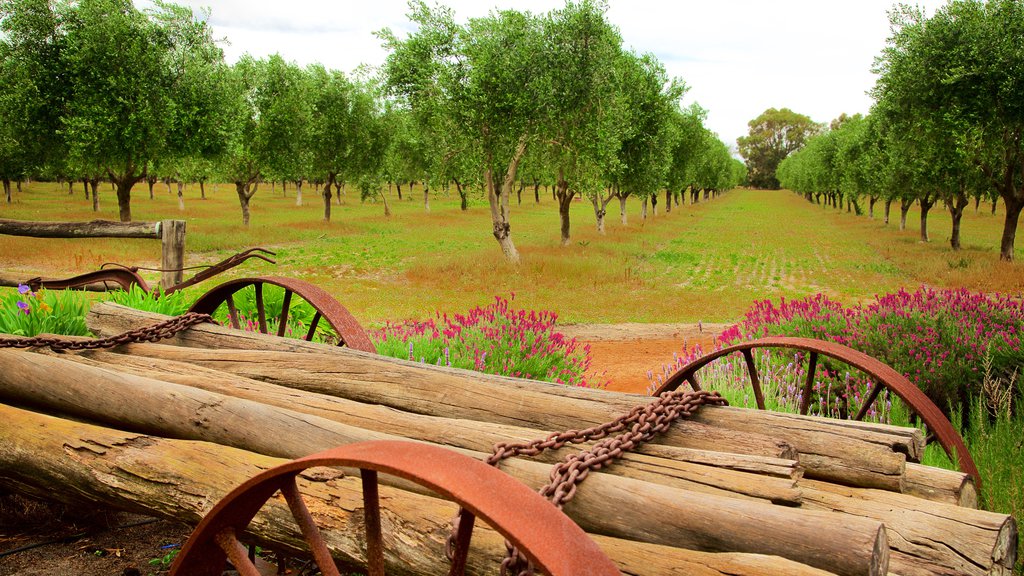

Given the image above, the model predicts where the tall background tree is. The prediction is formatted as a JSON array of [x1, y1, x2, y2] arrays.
[[738, 107, 822, 189]]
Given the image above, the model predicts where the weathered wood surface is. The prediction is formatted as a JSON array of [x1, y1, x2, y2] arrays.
[[0, 404, 841, 576], [0, 349, 891, 575], [48, 347, 804, 505], [85, 305, 915, 490], [905, 462, 977, 508], [801, 479, 1017, 576], [159, 219, 186, 289], [0, 218, 161, 238]]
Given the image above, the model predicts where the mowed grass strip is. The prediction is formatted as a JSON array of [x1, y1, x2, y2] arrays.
[[2, 182, 1022, 324]]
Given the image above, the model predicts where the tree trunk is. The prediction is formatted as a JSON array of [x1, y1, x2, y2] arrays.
[[485, 135, 527, 263], [651, 192, 659, 215], [869, 196, 877, 219], [90, 178, 100, 214], [884, 199, 892, 225], [591, 195, 606, 234], [641, 196, 648, 220], [396, 182, 403, 200], [82, 179, 89, 200], [322, 173, 335, 222], [516, 181, 523, 206], [992, 197, 998, 215], [165, 179, 172, 195], [235, 180, 254, 227], [176, 181, 185, 211], [899, 198, 912, 231], [199, 179, 206, 200], [974, 195, 981, 213], [948, 186, 969, 251], [380, 187, 391, 217], [423, 181, 430, 212], [295, 180, 303, 207], [454, 178, 468, 211], [919, 194, 935, 242], [2, 179, 10, 204], [533, 177, 540, 203], [147, 177, 156, 200], [998, 194, 1024, 261], [619, 194, 629, 225], [555, 171, 574, 246], [665, 188, 672, 214], [110, 175, 140, 222]]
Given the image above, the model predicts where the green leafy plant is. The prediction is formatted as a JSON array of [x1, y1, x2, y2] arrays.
[[0, 285, 90, 337], [209, 285, 329, 341], [103, 285, 193, 316], [374, 295, 601, 388]]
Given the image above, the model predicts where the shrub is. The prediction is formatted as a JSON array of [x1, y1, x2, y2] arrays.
[[0, 285, 90, 337], [103, 284, 193, 316], [718, 287, 1024, 415], [374, 295, 599, 387]]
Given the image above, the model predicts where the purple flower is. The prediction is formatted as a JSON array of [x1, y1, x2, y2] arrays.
[[16, 300, 30, 315], [17, 284, 31, 295]]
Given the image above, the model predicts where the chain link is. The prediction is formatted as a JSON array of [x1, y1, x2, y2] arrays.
[[446, 388, 727, 574], [0, 312, 213, 351]]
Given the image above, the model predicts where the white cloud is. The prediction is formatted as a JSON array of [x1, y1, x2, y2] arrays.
[[142, 0, 948, 147]]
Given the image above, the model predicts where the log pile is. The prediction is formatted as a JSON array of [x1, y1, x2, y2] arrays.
[[0, 302, 1016, 576]]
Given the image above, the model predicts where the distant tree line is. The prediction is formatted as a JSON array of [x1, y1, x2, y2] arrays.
[[774, 0, 1024, 261], [0, 0, 745, 262]]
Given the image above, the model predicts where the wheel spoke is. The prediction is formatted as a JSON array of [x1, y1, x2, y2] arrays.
[[854, 381, 885, 421], [226, 295, 240, 330], [447, 508, 476, 576], [305, 311, 322, 342], [800, 352, 818, 415], [280, 476, 342, 576], [214, 527, 263, 576], [255, 283, 268, 334], [741, 349, 766, 410], [360, 469, 386, 576], [277, 290, 293, 338], [685, 372, 702, 391]]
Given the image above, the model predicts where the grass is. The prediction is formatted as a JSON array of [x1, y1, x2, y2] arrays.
[[3, 183, 1023, 326]]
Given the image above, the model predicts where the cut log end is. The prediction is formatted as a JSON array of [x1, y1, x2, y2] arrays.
[[994, 515, 1018, 571]]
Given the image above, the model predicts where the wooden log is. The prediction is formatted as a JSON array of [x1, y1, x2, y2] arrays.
[[0, 349, 888, 576], [800, 479, 1017, 576], [0, 218, 162, 238], [0, 404, 838, 576], [905, 463, 977, 509], [49, 347, 803, 505], [159, 219, 186, 290], [92, 333, 908, 491]]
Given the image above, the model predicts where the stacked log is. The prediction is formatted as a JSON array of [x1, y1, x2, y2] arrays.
[[0, 302, 1014, 576]]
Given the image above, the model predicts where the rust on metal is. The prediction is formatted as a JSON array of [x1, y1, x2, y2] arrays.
[[163, 248, 276, 294], [169, 440, 620, 576], [652, 336, 982, 488], [187, 276, 375, 352], [24, 267, 151, 293], [11, 247, 275, 295]]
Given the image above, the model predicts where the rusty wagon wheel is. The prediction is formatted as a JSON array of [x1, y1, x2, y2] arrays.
[[652, 336, 982, 489], [168, 440, 620, 576], [188, 276, 375, 352]]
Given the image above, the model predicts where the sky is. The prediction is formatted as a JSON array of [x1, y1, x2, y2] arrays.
[[146, 0, 950, 150]]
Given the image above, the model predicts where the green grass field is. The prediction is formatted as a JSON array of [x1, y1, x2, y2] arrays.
[[3, 182, 1021, 325]]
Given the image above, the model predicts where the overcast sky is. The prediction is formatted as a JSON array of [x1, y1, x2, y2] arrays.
[[147, 0, 949, 149]]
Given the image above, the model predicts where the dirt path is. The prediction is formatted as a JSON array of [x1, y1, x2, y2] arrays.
[[561, 323, 729, 393]]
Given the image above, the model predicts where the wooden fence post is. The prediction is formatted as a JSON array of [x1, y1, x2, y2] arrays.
[[160, 220, 186, 291]]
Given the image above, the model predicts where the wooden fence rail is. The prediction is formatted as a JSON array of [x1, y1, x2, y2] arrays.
[[0, 218, 186, 290]]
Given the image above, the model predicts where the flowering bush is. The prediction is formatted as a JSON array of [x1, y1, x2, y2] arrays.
[[374, 295, 598, 387], [719, 287, 1024, 415], [0, 285, 90, 337]]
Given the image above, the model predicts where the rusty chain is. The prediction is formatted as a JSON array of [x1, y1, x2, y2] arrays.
[[446, 388, 727, 575], [0, 312, 213, 351]]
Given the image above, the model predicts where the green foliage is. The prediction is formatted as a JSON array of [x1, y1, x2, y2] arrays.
[[0, 286, 89, 337], [375, 296, 599, 387], [738, 107, 822, 190], [103, 285, 192, 316], [208, 285, 326, 341]]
